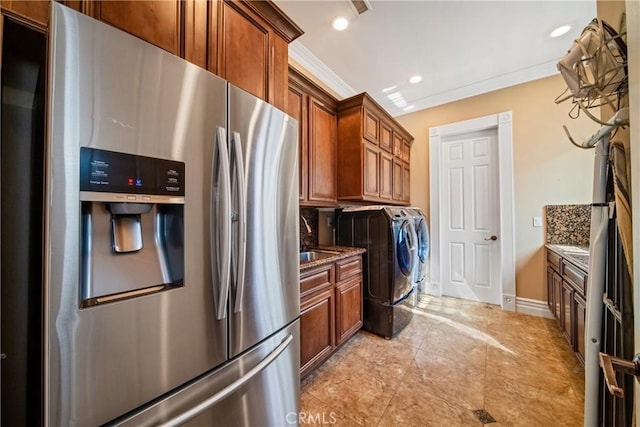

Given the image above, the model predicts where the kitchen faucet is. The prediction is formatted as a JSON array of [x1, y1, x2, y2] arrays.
[[301, 215, 312, 233]]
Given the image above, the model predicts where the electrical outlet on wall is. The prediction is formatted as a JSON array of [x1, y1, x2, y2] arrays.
[[327, 215, 334, 228], [532, 216, 542, 227]]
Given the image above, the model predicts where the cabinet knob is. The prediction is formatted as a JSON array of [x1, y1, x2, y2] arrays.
[[599, 352, 640, 398]]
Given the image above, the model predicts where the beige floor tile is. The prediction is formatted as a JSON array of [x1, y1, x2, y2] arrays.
[[484, 375, 583, 426], [300, 295, 585, 427], [299, 392, 363, 426], [377, 381, 480, 426]]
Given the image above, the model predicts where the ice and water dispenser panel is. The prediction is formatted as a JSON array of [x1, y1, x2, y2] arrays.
[[79, 147, 185, 307]]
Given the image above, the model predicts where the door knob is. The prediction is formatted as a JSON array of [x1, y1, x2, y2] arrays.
[[484, 235, 498, 241]]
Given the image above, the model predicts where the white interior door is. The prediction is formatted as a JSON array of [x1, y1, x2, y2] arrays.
[[440, 129, 501, 304]]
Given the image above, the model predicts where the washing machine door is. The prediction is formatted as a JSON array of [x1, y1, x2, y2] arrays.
[[396, 220, 416, 277], [416, 217, 430, 263]]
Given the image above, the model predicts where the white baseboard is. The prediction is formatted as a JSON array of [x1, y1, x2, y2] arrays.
[[421, 281, 442, 296], [516, 297, 554, 319]]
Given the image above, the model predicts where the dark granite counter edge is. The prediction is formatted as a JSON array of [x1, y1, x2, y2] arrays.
[[545, 244, 589, 273], [299, 246, 367, 272]]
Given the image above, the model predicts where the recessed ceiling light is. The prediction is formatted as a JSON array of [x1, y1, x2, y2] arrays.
[[409, 75, 422, 84], [403, 106, 414, 112], [550, 25, 571, 38], [332, 17, 349, 31]]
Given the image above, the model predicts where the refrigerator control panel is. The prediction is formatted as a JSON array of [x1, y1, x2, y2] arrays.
[[80, 147, 185, 196]]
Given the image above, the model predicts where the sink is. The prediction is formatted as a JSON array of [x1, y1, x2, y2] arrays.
[[299, 250, 340, 263]]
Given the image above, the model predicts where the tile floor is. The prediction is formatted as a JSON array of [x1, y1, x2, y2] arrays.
[[300, 295, 585, 426]]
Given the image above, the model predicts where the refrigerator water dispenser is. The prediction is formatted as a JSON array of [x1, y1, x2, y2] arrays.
[[79, 147, 185, 307]]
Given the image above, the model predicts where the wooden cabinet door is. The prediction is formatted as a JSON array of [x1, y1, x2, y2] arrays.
[[561, 281, 573, 344], [219, 2, 269, 101], [269, 34, 288, 112], [546, 266, 555, 312], [183, 0, 210, 69], [363, 108, 379, 144], [553, 270, 562, 325], [308, 98, 337, 205], [286, 85, 307, 202], [402, 162, 410, 203], [403, 140, 411, 162], [363, 143, 379, 198], [379, 151, 393, 201], [97, 1, 182, 55], [300, 287, 335, 378], [1, 0, 49, 28], [380, 121, 393, 153], [393, 133, 403, 157], [392, 158, 403, 200], [574, 292, 586, 365], [335, 276, 363, 346]]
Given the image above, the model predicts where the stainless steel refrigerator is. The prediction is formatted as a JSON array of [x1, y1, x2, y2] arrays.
[[38, 4, 300, 425]]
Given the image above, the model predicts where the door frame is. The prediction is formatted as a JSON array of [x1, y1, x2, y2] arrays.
[[428, 111, 516, 311]]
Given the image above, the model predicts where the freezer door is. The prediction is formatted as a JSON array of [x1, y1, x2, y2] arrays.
[[110, 320, 300, 427], [47, 4, 227, 425], [227, 85, 300, 357]]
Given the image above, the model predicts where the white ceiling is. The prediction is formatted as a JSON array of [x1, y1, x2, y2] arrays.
[[274, 0, 598, 117]]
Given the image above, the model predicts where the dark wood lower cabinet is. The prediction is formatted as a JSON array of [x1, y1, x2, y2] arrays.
[[561, 281, 573, 343], [335, 275, 363, 346], [552, 269, 562, 327], [546, 248, 588, 365], [574, 292, 586, 364], [300, 286, 334, 378], [300, 254, 363, 378]]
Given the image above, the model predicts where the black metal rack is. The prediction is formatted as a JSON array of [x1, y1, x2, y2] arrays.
[[599, 161, 634, 426]]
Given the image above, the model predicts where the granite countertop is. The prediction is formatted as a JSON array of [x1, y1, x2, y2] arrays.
[[545, 244, 589, 272], [299, 245, 367, 271]]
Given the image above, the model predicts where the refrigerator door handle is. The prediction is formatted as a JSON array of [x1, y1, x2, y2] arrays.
[[213, 126, 232, 320], [231, 131, 247, 314], [158, 333, 294, 427]]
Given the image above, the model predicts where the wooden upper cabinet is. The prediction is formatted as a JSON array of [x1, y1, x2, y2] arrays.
[[42, 1, 302, 110], [183, 0, 211, 69], [380, 121, 393, 153], [363, 143, 379, 198], [1, 0, 49, 29], [336, 93, 413, 205], [402, 139, 411, 162], [219, 2, 268, 100], [379, 151, 393, 201], [402, 162, 410, 202], [97, 1, 182, 55], [216, 1, 302, 110], [308, 98, 337, 204], [392, 158, 403, 201], [393, 133, 402, 157], [289, 66, 338, 207], [286, 84, 306, 202], [363, 109, 379, 144]]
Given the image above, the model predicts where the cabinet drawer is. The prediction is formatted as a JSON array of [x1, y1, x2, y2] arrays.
[[300, 264, 333, 298], [562, 260, 587, 295], [336, 256, 362, 282], [547, 250, 561, 271]]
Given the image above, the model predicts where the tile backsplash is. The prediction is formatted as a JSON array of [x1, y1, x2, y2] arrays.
[[545, 204, 590, 246], [299, 208, 318, 251]]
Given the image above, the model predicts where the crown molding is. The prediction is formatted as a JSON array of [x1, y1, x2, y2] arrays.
[[288, 41, 357, 100], [289, 42, 561, 118], [391, 60, 560, 117]]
